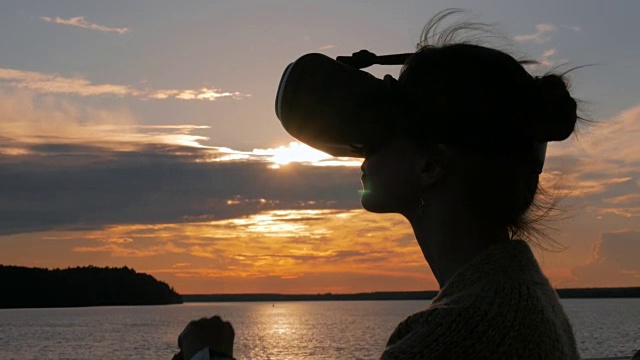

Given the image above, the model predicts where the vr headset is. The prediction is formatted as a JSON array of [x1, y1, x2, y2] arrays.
[[275, 50, 547, 174]]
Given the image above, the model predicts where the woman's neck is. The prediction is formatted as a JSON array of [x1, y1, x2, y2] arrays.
[[405, 201, 509, 290]]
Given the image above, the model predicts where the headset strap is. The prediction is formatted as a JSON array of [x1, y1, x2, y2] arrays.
[[337, 50, 414, 69]]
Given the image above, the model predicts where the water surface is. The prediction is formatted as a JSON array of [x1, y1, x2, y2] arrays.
[[0, 299, 638, 359]]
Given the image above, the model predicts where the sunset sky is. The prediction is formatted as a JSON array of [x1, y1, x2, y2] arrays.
[[1, 1, 639, 294]]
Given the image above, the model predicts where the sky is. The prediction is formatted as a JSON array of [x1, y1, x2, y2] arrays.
[[1, 0, 639, 294]]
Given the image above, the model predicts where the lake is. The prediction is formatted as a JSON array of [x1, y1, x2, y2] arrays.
[[0, 299, 638, 359]]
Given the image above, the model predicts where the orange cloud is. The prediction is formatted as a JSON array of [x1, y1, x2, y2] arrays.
[[1, 91, 638, 295], [1, 206, 633, 293], [603, 193, 640, 205], [74, 241, 186, 257], [588, 206, 640, 219], [172, 263, 191, 268], [13, 209, 431, 293]]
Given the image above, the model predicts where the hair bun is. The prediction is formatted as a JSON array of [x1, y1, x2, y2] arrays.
[[531, 74, 578, 142]]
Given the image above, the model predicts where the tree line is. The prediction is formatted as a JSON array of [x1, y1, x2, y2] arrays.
[[0, 265, 182, 308]]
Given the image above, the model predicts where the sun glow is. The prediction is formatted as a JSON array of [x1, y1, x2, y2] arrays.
[[193, 142, 360, 167], [253, 142, 332, 165], [250, 142, 361, 168], [226, 210, 335, 237]]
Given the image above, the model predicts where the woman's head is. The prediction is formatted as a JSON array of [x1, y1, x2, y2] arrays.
[[359, 10, 582, 242], [398, 44, 577, 150]]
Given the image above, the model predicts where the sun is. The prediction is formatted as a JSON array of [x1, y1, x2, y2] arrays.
[[253, 142, 333, 167], [195, 141, 361, 167]]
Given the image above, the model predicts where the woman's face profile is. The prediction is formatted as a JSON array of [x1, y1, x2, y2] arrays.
[[359, 136, 427, 214]]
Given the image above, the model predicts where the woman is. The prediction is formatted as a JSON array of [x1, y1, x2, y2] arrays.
[[176, 10, 583, 360]]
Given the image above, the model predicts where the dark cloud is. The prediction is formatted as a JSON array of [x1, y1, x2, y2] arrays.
[[0, 142, 362, 236]]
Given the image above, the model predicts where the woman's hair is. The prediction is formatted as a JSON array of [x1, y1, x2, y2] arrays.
[[398, 9, 585, 248]]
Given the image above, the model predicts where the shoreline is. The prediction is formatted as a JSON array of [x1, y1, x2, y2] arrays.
[[182, 287, 640, 302]]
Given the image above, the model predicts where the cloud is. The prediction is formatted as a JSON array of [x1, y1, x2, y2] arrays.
[[74, 241, 185, 257], [0, 68, 134, 96], [582, 106, 640, 166], [514, 23, 556, 44], [0, 89, 135, 149], [0, 88, 363, 236], [551, 176, 634, 198], [0, 89, 638, 289], [0, 89, 213, 152], [603, 193, 640, 205], [538, 48, 557, 67], [542, 104, 640, 204], [561, 25, 582, 33], [0, 67, 249, 100], [0, 144, 363, 235], [571, 230, 640, 286], [524, 48, 560, 71], [40, 16, 129, 35], [40, 209, 430, 292], [1, 94, 639, 293], [318, 45, 335, 51], [2, 90, 640, 240], [588, 207, 640, 218], [148, 88, 247, 101], [0, 215, 432, 294]]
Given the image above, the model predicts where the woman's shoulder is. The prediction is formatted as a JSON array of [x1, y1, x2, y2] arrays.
[[382, 281, 578, 359], [438, 239, 552, 295]]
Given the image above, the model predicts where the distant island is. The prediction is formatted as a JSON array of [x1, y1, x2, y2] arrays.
[[183, 287, 640, 303], [0, 265, 182, 309], [3, 264, 636, 309]]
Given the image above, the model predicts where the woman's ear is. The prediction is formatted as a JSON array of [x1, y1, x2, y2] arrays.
[[419, 160, 444, 188]]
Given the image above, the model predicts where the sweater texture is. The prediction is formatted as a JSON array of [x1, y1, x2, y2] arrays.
[[381, 239, 579, 360]]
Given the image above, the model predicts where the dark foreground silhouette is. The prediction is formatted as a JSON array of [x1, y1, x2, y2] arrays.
[[0, 265, 182, 308]]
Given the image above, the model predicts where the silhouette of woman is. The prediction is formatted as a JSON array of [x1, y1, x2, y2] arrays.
[[175, 10, 587, 360]]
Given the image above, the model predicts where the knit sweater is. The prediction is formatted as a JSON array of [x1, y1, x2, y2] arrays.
[[381, 239, 579, 360]]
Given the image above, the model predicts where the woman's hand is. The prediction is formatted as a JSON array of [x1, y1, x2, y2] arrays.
[[178, 315, 235, 360]]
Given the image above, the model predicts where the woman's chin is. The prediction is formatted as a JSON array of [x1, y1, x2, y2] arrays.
[[360, 193, 393, 214]]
